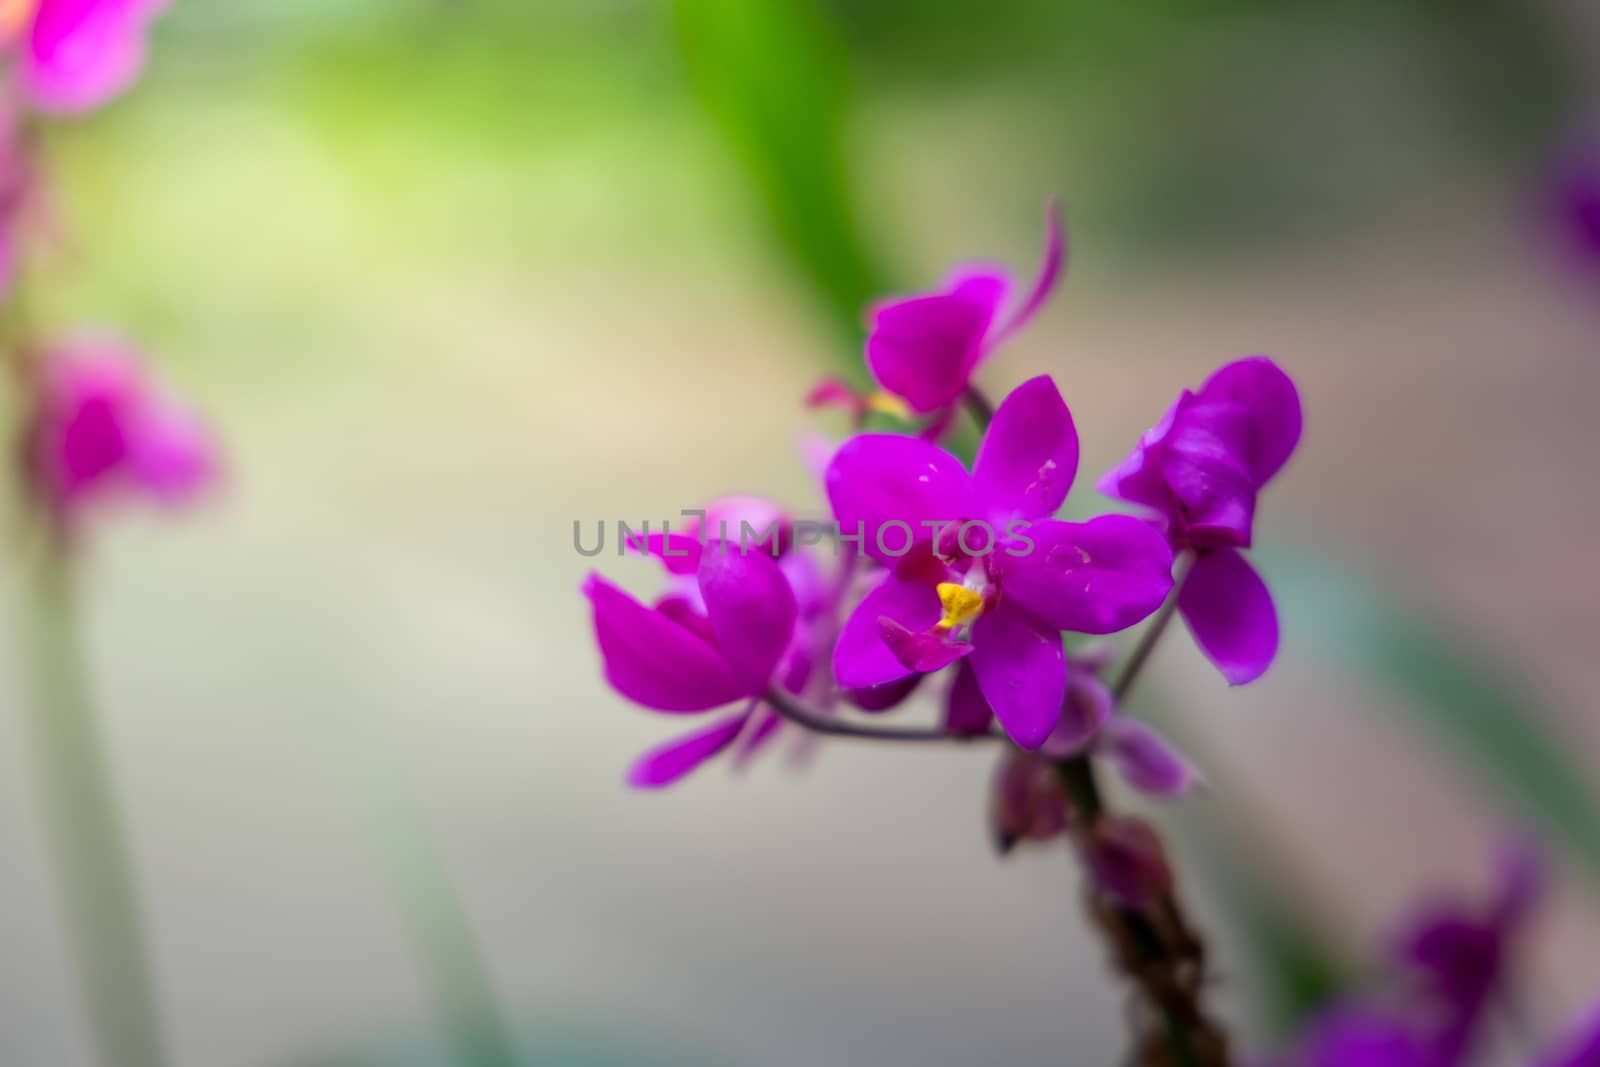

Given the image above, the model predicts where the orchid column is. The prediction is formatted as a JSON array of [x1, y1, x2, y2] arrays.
[[2, 5, 212, 1067]]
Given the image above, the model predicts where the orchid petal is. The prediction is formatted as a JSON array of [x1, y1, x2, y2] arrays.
[[1096, 394, 1189, 521], [846, 674, 922, 712], [833, 572, 943, 689], [991, 203, 1066, 345], [1178, 548, 1279, 685], [878, 617, 973, 673], [126, 399, 217, 505], [865, 292, 996, 413], [626, 532, 704, 576], [945, 660, 994, 735], [1041, 670, 1113, 758], [1000, 516, 1173, 635], [1198, 356, 1302, 488], [970, 598, 1066, 750], [584, 574, 744, 712], [25, 0, 166, 114], [1099, 716, 1200, 796], [626, 711, 750, 789], [825, 433, 975, 564], [973, 375, 1078, 523], [1157, 399, 1256, 548], [697, 546, 798, 693]]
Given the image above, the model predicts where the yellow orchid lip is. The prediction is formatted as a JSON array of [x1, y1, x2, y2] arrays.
[[935, 582, 984, 630]]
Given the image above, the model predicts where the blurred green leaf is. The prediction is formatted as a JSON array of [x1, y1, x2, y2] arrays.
[[1261, 546, 1600, 881], [1181, 802, 1352, 1035], [295, 1024, 727, 1067], [671, 0, 887, 356]]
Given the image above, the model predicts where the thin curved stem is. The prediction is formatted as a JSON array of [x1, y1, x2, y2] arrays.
[[1111, 550, 1194, 704], [764, 687, 1002, 743]]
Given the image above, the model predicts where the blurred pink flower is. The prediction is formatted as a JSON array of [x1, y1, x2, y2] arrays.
[[27, 336, 217, 520], [7, 0, 168, 114]]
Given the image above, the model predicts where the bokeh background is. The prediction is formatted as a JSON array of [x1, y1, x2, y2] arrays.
[[1, 0, 1598, 1063]]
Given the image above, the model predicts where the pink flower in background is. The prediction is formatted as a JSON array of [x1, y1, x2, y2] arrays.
[[6, 0, 168, 114], [864, 204, 1064, 418], [27, 336, 217, 518], [1545, 137, 1600, 281], [1265, 841, 1545, 1067], [1100, 356, 1302, 685]]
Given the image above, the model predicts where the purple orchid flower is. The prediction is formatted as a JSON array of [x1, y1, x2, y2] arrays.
[[588, 496, 849, 788], [1545, 136, 1600, 281], [1099, 356, 1302, 685], [1388, 838, 1543, 1066], [826, 374, 1173, 749], [27, 335, 217, 522], [1266, 840, 1544, 1067], [7, 0, 168, 115], [864, 204, 1064, 419]]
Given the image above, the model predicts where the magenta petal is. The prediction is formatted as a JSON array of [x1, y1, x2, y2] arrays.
[[1198, 356, 1302, 489], [697, 547, 798, 693], [970, 599, 1066, 750], [878, 617, 974, 673], [1001, 516, 1173, 634], [833, 573, 943, 689], [945, 660, 994, 735], [973, 375, 1079, 523], [825, 433, 975, 564], [25, 0, 165, 114], [991, 202, 1066, 346], [625, 532, 704, 576], [1099, 716, 1200, 795], [126, 399, 217, 504], [584, 574, 744, 712], [866, 291, 995, 413], [1178, 548, 1279, 685], [1157, 400, 1256, 548], [944, 267, 1011, 312], [626, 712, 751, 789], [846, 674, 922, 712], [1041, 670, 1113, 758], [1096, 394, 1188, 521]]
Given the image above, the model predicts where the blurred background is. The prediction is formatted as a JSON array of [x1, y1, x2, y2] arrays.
[[0, 0, 1598, 1063]]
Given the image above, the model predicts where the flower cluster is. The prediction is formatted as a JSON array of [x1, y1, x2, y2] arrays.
[[583, 206, 1303, 798], [0, 0, 216, 530]]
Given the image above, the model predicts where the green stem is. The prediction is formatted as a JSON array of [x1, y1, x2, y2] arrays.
[[335, 710, 522, 1067], [16, 548, 169, 1067]]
